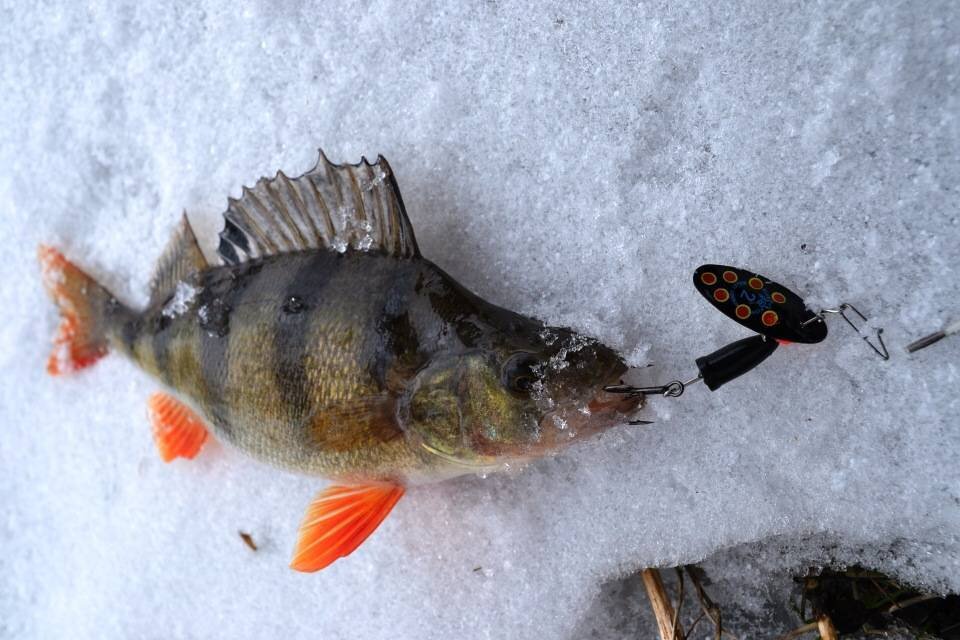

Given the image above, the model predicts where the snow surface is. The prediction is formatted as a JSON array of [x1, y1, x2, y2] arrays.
[[2, 1, 958, 638]]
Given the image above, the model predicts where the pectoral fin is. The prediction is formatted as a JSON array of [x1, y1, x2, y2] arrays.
[[147, 392, 209, 462], [290, 482, 405, 572]]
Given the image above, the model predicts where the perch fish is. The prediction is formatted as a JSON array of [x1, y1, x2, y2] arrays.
[[39, 151, 642, 571]]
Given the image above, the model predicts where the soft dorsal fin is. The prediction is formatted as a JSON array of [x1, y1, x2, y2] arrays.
[[216, 150, 420, 265], [149, 214, 208, 306]]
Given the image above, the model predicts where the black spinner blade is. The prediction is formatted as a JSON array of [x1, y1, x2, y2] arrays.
[[693, 264, 827, 344]]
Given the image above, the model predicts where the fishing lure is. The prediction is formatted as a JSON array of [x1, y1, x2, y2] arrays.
[[607, 264, 889, 400]]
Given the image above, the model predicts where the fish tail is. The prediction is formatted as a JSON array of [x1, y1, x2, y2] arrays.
[[38, 245, 131, 375]]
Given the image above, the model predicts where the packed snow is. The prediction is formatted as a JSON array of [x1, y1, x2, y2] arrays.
[[1, 1, 958, 638]]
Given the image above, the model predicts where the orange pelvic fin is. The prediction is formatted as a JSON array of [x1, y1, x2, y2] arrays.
[[38, 245, 114, 375], [147, 392, 209, 462], [290, 483, 405, 572]]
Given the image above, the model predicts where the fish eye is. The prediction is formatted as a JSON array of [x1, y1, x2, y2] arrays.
[[501, 352, 541, 393]]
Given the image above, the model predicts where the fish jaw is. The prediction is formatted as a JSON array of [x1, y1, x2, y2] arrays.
[[531, 387, 644, 454], [462, 385, 645, 461]]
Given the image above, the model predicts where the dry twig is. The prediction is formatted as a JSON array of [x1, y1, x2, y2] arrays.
[[238, 531, 258, 551], [886, 593, 939, 613], [817, 615, 839, 640], [671, 568, 685, 638], [641, 568, 684, 640], [775, 621, 818, 640], [686, 566, 736, 640]]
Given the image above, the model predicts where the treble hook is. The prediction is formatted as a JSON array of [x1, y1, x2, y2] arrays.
[[606, 379, 694, 425], [801, 303, 889, 360], [604, 376, 699, 399]]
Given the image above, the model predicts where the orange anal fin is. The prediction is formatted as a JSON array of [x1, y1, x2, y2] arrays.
[[147, 392, 209, 462], [290, 483, 405, 572]]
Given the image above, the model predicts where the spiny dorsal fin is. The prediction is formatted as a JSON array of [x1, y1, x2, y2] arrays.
[[216, 150, 420, 265], [149, 214, 208, 306]]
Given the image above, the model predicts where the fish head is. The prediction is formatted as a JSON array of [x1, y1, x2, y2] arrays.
[[400, 326, 641, 469]]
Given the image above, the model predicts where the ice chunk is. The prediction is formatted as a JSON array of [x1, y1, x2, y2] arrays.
[[161, 282, 197, 318]]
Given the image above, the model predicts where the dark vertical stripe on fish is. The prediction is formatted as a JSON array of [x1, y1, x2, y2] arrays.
[[272, 252, 338, 421], [196, 266, 248, 433], [151, 310, 175, 387], [120, 315, 141, 358], [369, 266, 419, 390]]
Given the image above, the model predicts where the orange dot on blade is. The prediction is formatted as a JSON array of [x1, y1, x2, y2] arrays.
[[771, 291, 786, 304], [700, 272, 717, 285], [748, 277, 763, 290], [722, 270, 738, 283], [761, 310, 779, 327], [713, 288, 730, 303], [735, 304, 751, 319]]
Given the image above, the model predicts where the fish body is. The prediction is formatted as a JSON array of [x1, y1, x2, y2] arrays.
[[40, 152, 641, 569]]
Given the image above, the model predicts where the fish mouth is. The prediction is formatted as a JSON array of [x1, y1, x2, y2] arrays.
[[534, 385, 645, 452], [586, 388, 645, 415]]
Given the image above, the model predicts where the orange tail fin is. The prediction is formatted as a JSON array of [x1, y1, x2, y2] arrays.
[[38, 245, 120, 375], [290, 483, 405, 572]]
